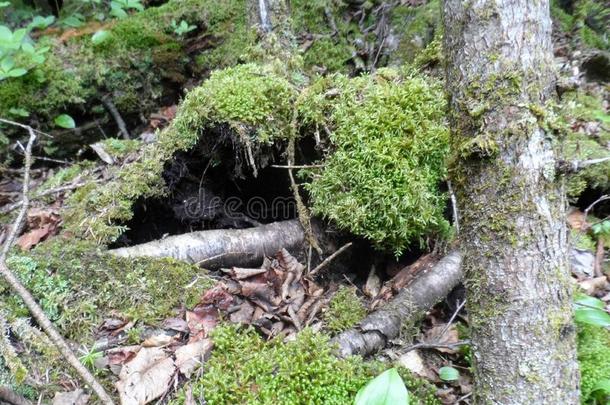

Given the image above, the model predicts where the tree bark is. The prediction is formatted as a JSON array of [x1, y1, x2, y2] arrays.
[[442, 0, 580, 402]]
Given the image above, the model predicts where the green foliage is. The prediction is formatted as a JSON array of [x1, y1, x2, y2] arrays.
[[170, 324, 440, 405], [98, 137, 141, 158], [53, 113, 75, 129], [577, 324, 610, 403], [300, 68, 450, 254], [389, 0, 440, 65], [571, 228, 597, 251], [171, 20, 196, 36], [0, 24, 49, 81], [110, 0, 144, 19], [355, 368, 409, 405], [1, 238, 213, 341], [574, 295, 610, 328], [323, 286, 367, 333]]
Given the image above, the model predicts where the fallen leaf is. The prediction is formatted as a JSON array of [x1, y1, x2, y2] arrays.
[[579, 276, 608, 295], [397, 350, 426, 376], [162, 317, 189, 333], [425, 324, 460, 354], [116, 347, 175, 405], [52, 389, 90, 405], [175, 338, 213, 378], [364, 266, 381, 298]]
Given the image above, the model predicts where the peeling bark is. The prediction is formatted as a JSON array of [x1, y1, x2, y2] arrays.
[[442, 0, 580, 402], [109, 220, 305, 269]]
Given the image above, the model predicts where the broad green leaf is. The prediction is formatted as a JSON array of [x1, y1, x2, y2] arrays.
[[0, 2, 10, 8], [574, 307, 610, 327], [575, 294, 605, 309], [7, 68, 27, 77], [438, 366, 460, 381], [9, 108, 29, 117], [355, 368, 409, 405], [29, 15, 55, 30], [63, 15, 84, 28], [12, 29, 27, 44], [0, 26, 12, 42], [592, 379, 610, 394], [54, 114, 76, 129], [91, 30, 110, 45], [0, 57, 14, 71], [21, 42, 35, 54]]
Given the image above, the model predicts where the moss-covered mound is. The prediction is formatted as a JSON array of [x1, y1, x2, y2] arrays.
[[322, 286, 367, 333], [63, 62, 297, 242], [577, 324, 610, 403], [1, 238, 212, 340], [299, 68, 450, 254], [171, 324, 441, 405]]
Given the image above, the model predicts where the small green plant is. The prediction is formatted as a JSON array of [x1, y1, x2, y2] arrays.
[[355, 368, 409, 405], [110, 0, 144, 19], [78, 345, 103, 370], [574, 295, 610, 328], [438, 366, 460, 382], [171, 19, 196, 36], [0, 25, 48, 81], [323, 286, 367, 333]]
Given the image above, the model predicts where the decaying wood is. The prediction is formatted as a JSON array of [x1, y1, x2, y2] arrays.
[[0, 122, 114, 405], [109, 219, 306, 269], [332, 251, 462, 357]]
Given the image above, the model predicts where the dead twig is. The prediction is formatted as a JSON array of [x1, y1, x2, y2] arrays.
[[102, 95, 131, 140], [309, 242, 353, 276], [0, 122, 115, 405], [271, 164, 325, 169], [401, 340, 470, 354], [447, 180, 460, 235], [0, 181, 91, 215]]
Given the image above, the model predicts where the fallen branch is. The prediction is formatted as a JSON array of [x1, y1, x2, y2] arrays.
[[332, 251, 463, 357], [558, 156, 610, 173], [0, 122, 115, 405], [109, 219, 306, 269], [101, 95, 131, 140], [309, 242, 352, 276], [0, 181, 91, 215], [0, 387, 32, 405]]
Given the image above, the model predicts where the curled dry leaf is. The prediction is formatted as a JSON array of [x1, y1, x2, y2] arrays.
[[116, 347, 175, 405], [424, 324, 460, 354], [52, 389, 90, 405], [175, 338, 213, 378]]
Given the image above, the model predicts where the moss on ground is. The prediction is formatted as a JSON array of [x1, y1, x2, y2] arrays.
[[0, 0, 257, 157], [389, 0, 440, 65], [577, 324, 610, 403], [299, 67, 450, 254], [323, 286, 367, 333], [1, 237, 213, 341], [170, 324, 441, 405]]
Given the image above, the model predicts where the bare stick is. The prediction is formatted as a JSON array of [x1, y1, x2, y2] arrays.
[[271, 164, 325, 169], [584, 194, 610, 219], [309, 242, 353, 276], [0, 124, 115, 405], [570, 156, 610, 171], [401, 340, 470, 354], [447, 180, 460, 235], [101, 95, 131, 139], [0, 181, 91, 215]]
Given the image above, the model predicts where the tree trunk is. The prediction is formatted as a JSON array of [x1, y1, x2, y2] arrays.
[[442, 0, 580, 402]]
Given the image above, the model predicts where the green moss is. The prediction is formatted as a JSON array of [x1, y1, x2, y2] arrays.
[[558, 90, 610, 198], [0, 0, 257, 158], [170, 324, 441, 405], [577, 324, 610, 403], [1, 238, 213, 341], [98, 138, 142, 159], [571, 229, 597, 251], [63, 63, 297, 243], [323, 286, 367, 333], [389, 0, 440, 65], [300, 67, 450, 254]]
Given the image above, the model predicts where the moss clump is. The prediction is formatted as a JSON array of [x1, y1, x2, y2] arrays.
[[170, 324, 440, 405], [63, 63, 297, 243], [577, 324, 610, 403], [300, 68, 450, 254], [558, 90, 610, 198], [1, 238, 213, 341], [323, 286, 367, 333], [389, 0, 440, 65], [97, 138, 142, 159]]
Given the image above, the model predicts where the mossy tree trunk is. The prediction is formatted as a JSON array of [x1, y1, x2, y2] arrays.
[[442, 0, 580, 402]]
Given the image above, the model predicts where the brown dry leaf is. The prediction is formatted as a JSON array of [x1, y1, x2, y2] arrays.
[[17, 208, 61, 250], [142, 332, 176, 348], [579, 276, 609, 295], [175, 338, 213, 378], [425, 324, 460, 354], [364, 266, 381, 298], [186, 306, 219, 340], [52, 389, 90, 405], [229, 300, 255, 324], [116, 347, 176, 405], [107, 346, 140, 366], [568, 209, 588, 231], [162, 317, 189, 333], [17, 224, 53, 250]]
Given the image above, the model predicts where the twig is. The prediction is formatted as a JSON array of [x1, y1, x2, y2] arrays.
[[309, 242, 353, 276], [0, 118, 52, 139], [0, 181, 91, 215], [401, 340, 470, 353], [569, 156, 610, 171], [101, 95, 131, 139], [447, 180, 460, 235], [271, 164, 325, 169], [0, 123, 115, 405], [584, 194, 610, 219], [438, 299, 466, 339]]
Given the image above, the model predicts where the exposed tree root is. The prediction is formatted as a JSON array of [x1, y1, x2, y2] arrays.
[[332, 251, 463, 357], [109, 219, 306, 269]]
